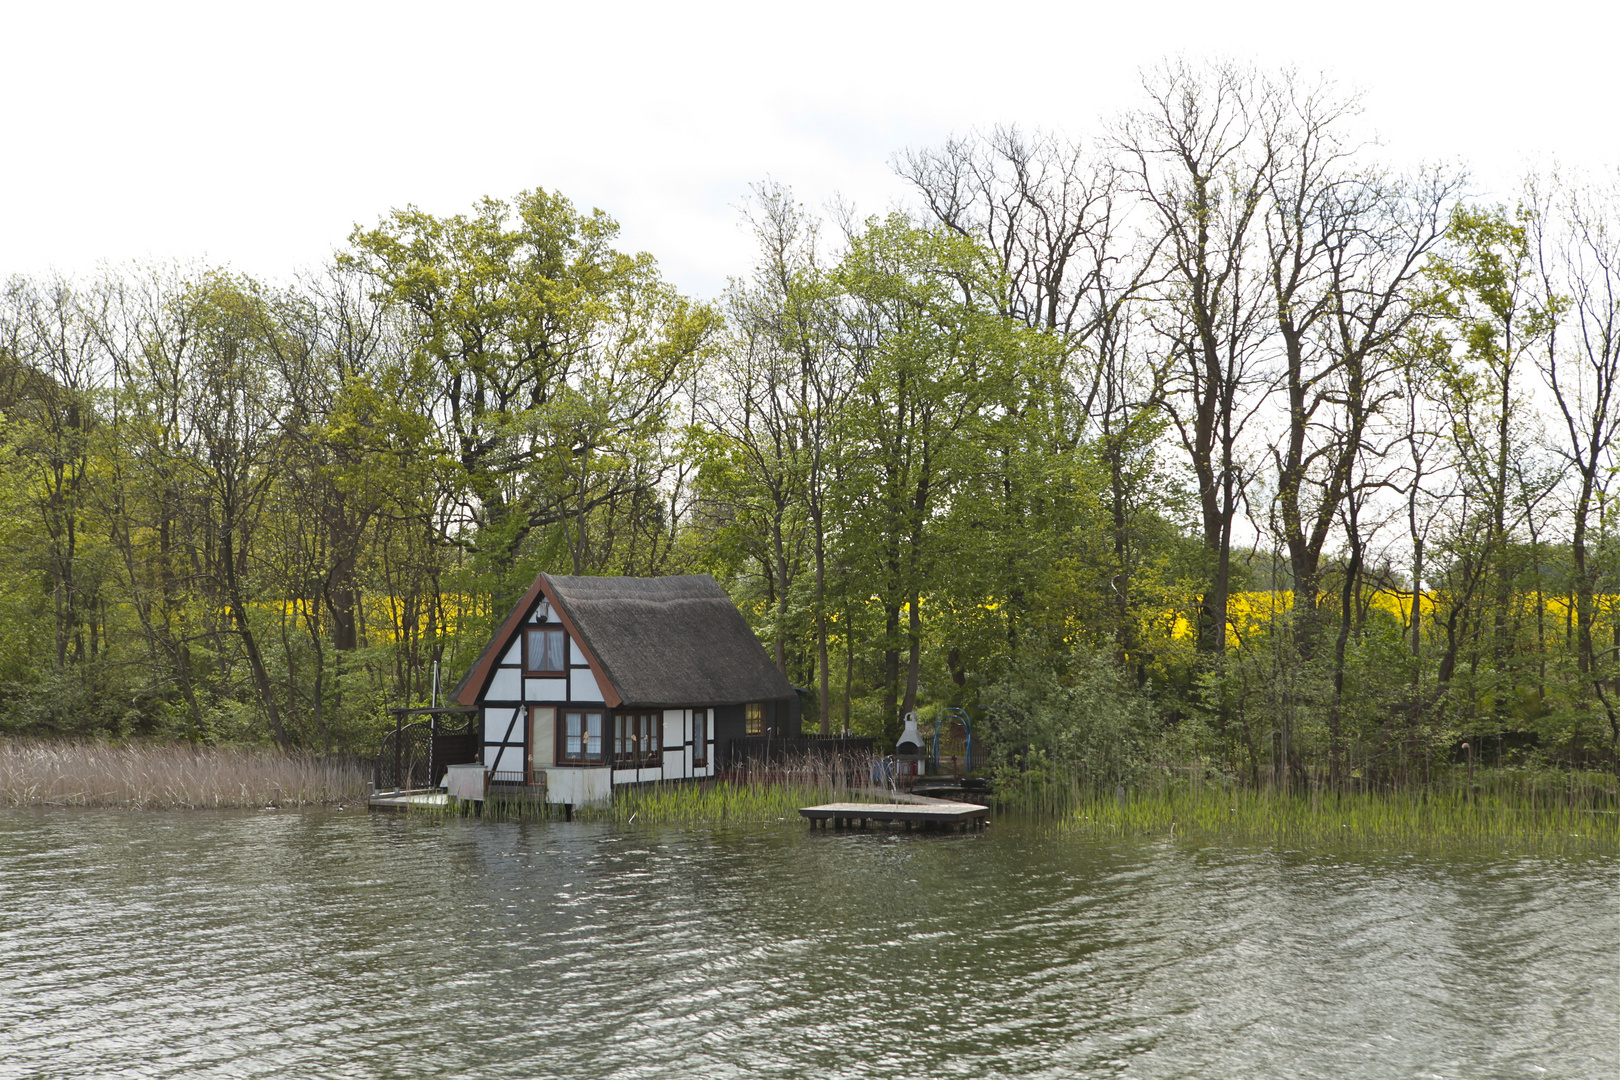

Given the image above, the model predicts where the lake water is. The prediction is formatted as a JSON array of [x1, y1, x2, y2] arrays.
[[1, 808, 1615, 1079]]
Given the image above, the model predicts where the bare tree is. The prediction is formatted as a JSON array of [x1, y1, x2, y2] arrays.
[[1258, 76, 1461, 661], [1118, 58, 1277, 657], [1532, 170, 1620, 746]]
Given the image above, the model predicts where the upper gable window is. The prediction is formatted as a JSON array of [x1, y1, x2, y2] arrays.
[[525, 627, 566, 675]]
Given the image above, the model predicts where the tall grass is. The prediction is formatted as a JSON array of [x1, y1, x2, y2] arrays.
[[0, 739, 367, 809], [605, 749, 886, 824], [466, 750, 885, 825], [1043, 768, 1620, 854]]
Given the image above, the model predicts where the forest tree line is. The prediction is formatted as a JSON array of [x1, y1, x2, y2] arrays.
[[2, 61, 1616, 787]]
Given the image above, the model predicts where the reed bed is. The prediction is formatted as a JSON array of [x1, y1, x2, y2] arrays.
[[0, 739, 367, 809], [601, 779, 859, 826], [603, 750, 884, 825], [466, 750, 884, 825], [1054, 776, 1620, 855]]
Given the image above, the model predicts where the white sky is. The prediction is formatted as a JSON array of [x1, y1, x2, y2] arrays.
[[3, 0, 1614, 301]]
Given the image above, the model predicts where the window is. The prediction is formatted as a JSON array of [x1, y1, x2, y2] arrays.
[[525, 627, 566, 675], [692, 709, 707, 767], [745, 701, 766, 737], [614, 712, 661, 767], [559, 710, 604, 764]]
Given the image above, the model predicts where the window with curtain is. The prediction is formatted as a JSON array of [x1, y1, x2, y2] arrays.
[[613, 712, 661, 767], [525, 627, 566, 675], [559, 710, 603, 763]]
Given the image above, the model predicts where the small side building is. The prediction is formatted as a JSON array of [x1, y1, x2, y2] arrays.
[[450, 573, 797, 802]]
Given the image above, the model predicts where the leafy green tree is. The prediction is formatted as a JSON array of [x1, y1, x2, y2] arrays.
[[343, 189, 718, 599], [833, 215, 1058, 736], [1424, 204, 1562, 731]]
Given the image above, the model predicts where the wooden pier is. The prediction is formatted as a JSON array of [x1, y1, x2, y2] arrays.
[[799, 800, 989, 832], [367, 789, 449, 811]]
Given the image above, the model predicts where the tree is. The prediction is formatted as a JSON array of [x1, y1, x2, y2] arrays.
[[343, 189, 717, 594], [899, 125, 1166, 675], [1531, 171, 1620, 747], [834, 216, 1053, 735], [1256, 77, 1459, 663], [0, 275, 106, 672], [1424, 204, 1560, 719], [1118, 59, 1276, 658]]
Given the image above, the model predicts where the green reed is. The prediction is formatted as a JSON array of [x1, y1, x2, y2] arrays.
[[1051, 769, 1619, 854], [589, 780, 836, 825], [457, 750, 884, 825]]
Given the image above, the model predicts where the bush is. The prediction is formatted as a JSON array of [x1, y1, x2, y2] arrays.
[[980, 646, 1156, 795]]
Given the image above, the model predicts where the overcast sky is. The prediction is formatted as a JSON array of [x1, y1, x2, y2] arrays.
[[4, 0, 1613, 300]]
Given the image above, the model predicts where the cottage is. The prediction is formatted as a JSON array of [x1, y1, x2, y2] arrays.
[[450, 573, 797, 804]]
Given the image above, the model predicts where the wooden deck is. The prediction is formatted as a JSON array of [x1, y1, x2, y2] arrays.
[[368, 790, 448, 811], [799, 800, 990, 831]]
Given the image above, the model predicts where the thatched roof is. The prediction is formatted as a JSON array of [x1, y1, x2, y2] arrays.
[[452, 573, 793, 708], [549, 574, 793, 706]]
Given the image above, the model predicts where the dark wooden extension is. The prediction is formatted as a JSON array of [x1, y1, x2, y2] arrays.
[[799, 801, 989, 833]]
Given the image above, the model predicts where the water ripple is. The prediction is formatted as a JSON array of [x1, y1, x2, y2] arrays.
[[0, 810, 1614, 1079]]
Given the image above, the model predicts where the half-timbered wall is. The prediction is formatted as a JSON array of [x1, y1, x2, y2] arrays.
[[477, 607, 718, 786]]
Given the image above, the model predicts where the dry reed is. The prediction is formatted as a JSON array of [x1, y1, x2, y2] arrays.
[[0, 739, 367, 809]]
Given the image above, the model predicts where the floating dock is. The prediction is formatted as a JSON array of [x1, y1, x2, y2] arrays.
[[368, 790, 448, 811], [799, 800, 990, 831]]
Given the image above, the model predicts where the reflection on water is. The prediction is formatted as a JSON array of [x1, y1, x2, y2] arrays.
[[1, 809, 1615, 1079]]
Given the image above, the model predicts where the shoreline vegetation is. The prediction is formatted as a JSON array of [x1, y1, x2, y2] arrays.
[[598, 759, 1620, 855], [1053, 777, 1620, 856], [10, 740, 1611, 854]]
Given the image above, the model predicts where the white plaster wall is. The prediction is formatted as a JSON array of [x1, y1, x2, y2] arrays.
[[661, 709, 687, 778], [612, 767, 659, 785], [487, 667, 521, 700], [525, 677, 567, 700], [502, 638, 521, 665], [570, 667, 604, 703], [484, 744, 523, 773], [483, 706, 523, 744]]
